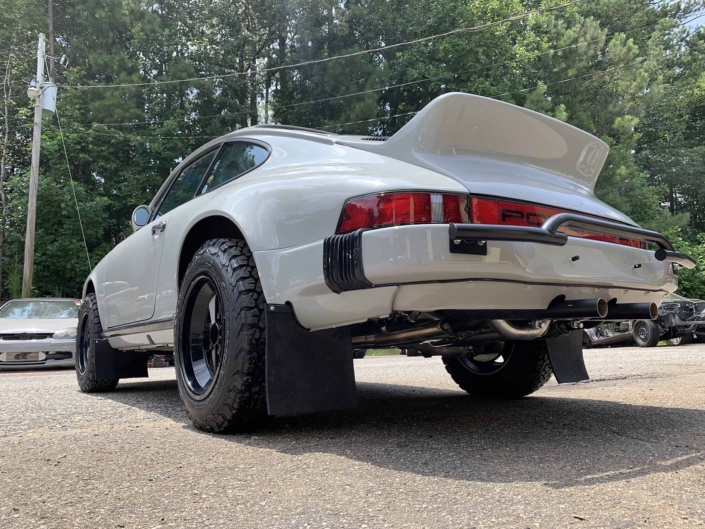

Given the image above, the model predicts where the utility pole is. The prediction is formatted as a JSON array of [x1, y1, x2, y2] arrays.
[[22, 34, 45, 298]]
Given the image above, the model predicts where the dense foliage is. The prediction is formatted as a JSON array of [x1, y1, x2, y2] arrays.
[[0, 0, 704, 298]]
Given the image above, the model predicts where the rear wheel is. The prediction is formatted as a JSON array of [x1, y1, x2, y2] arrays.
[[75, 294, 119, 392], [669, 334, 694, 346], [175, 238, 267, 433], [442, 340, 553, 398], [633, 320, 660, 348]]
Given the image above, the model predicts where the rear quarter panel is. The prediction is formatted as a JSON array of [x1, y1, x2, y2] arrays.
[[151, 134, 466, 321]]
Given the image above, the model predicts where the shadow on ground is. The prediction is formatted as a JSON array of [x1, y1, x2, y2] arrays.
[[97, 376, 705, 489]]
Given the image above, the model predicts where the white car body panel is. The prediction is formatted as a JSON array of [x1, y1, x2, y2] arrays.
[[101, 218, 166, 327], [81, 92, 677, 348]]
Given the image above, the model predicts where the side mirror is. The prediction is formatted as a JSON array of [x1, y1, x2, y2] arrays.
[[131, 205, 151, 232]]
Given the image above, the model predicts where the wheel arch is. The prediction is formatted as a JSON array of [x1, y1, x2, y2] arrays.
[[82, 278, 96, 299], [177, 214, 248, 289]]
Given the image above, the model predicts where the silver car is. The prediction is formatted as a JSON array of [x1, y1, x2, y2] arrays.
[[0, 298, 80, 370]]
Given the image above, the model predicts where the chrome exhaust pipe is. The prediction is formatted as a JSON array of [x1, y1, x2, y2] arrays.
[[352, 322, 446, 346], [604, 302, 658, 321], [489, 320, 549, 340]]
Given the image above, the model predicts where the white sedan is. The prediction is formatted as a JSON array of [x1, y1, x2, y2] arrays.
[[0, 298, 79, 370], [75, 92, 694, 432]]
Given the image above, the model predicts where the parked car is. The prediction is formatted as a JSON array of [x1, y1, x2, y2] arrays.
[[0, 298, 79, 370], [583, 322, 633, 348], [633, 293, 705, 347], [75, 92, 694, 432]]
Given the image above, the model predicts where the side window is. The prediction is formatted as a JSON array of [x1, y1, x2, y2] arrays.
[[158, 150, 217, 216], [200, 142, 268, 194]]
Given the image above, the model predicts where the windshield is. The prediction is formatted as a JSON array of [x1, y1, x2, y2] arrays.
[[0, 300, 80, 319]]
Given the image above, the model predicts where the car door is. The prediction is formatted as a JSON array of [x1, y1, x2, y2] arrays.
[[102, 148, 219, 328]]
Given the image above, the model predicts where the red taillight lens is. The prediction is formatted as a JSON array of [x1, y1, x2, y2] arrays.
[[470, 197, 647, 249], [337, 192, 468, 233]]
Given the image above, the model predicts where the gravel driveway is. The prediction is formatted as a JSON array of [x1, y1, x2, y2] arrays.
[[2, 346, 705, 528]]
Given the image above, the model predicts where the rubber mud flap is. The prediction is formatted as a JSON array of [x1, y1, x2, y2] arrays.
[[266, 305, 358, 416], [546, 330, 589, 383], [94, 339, 149, 379]]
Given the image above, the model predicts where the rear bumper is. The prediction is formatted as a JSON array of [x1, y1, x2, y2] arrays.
[[356, 224, 677, 291], [324, 215, 691, 293], [0, 339, 75, 369]]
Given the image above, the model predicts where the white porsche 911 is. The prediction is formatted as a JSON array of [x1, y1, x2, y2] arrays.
[[76, 92, 694, 432]]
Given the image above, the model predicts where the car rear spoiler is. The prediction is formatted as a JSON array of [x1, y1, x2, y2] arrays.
[[338, 92, 610, 192]]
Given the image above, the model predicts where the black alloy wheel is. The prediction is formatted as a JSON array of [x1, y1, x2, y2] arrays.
[[457, 341, 513, 375], [77, 312, 89, 375], [179, 273, 225, 399], [443, 339, 553, 398]]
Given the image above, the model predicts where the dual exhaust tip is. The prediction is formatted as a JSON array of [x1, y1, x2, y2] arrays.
[[540, 297, 657, 321]]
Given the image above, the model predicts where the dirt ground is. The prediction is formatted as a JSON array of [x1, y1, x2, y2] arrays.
[[2, 345, 705, 528]]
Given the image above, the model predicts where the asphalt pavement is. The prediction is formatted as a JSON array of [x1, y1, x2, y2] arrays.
[[2, 345, 705, 528]]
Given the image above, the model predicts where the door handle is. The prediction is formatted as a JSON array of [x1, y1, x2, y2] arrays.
[[151, 221, 167, 235]]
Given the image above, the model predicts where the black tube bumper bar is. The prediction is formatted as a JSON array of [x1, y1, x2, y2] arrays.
[[449, 213, 696, 269]]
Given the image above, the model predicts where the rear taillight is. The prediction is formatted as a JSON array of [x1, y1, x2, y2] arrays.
[[470, 197, 647, 249], [337, 193, 646, 249], [337, 192, 468, 233]]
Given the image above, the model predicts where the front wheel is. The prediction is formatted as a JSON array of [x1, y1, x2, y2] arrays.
[[175, 238, 267, 433], [633, 320, 660, 348], [75, 294, 119, 392], [442, 340, 553, 399]]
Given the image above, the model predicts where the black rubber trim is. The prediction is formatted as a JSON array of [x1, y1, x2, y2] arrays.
[[102, 317, 174, 338], [449, 223, 568, 247], [323, 229, 374, 293], [654, 249, 697, 269]]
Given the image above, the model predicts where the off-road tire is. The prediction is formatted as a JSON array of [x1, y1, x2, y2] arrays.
[[442, 340, 553, 399], [175, 238, 267, 433], [75, 294, 119, 392], [669, 334, 694, 346], [633, 320, 660, 348]]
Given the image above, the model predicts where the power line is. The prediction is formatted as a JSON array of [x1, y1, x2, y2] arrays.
[[60, 0, 587, 90], [75, 108, 252, 127], [272, 14, 695, 112], [79, 130, 222, 139], [68, 12, 699, 129], [55, 106, 92, 271], [67, 45, 688, 139], [319, 53, 669, 131]]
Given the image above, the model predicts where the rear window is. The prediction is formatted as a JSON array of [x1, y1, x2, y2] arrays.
[[0, 300, 80, 319]]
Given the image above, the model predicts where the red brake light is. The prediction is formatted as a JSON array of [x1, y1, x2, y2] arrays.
[[470, 197, 647, 249], [337, 192, 468, 233]]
